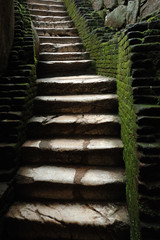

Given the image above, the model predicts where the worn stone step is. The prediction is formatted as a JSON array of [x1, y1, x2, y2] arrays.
[[39, 52, 89, 61], [39, 36, 81, 44], [36, 27, 78, 37], [37, 75, 116, 95], [27, 0, 64, 6], [29, 9, 68, 17], [30, 14, 71, 22], [22, 138, 123, 166], [33, 20, 74, 28], [37, 60, 94, 77], [27, 114, 120, 137], [5, 201, 130, 240], [15, 165, 126, 201], [34, 94, 118, 114], [28, 3, 66, 11], [40, 43, 84, 53]]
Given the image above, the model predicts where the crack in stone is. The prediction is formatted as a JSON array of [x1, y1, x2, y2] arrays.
[[83, 139, 90, 149], [42, 115, 58, 125], [85, 204, 107, 219]]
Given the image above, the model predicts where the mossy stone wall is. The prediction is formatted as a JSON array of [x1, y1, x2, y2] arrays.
[[0, 1, 37, 236]]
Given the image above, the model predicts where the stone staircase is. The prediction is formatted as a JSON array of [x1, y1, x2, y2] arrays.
[[4, 0, 130, 239]]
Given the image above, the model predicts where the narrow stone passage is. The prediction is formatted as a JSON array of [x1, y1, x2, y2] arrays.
[[5, 0, 130, 239]]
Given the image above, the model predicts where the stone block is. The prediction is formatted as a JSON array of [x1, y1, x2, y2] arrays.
[[91, 0, 103, 11], [104, 0, 118, 10]]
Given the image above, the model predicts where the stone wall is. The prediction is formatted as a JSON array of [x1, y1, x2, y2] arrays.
[[0, 0, 14, 75], [64, 0, 160, 239], [0, 0, 37, 238], [91, 0, 160, 29]]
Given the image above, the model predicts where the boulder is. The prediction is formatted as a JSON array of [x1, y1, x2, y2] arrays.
[[105, 5, 127, 28], [104, 0, 118, 10], [92, 0, 104, 11], [140, 0, 160, 19], [118, 0, 127, 5], [126, 0, 140, 25]]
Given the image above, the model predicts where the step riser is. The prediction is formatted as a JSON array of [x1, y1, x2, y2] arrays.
[[33, 21, 74, 28], [5, 217, 129, 240], [36, 28, 78, 37], [40, 44, 83, 52], [22, 148, 123, 166], [31, 15, 71, 22], [34, 98, 118, 114], [39, 53, 89, 61], [28, 4, 66, 11], [37, 61, 93, 77], [39, 37, 81, 44], [29, 9, 68, 16], [15, 183, 125, 201], [27, 122, 120, 137], [27, 0, 64, 6], [37, 80, 116, 95]]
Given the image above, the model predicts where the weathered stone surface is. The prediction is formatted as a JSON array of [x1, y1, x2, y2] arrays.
[[118, 0, 127, 5], [105, 5, 127, 28], [0, 0, 14, 74], [36, 27, 78, 37], [92, 0, 104, 11], [126, 0, 140, 25], [37, 75, 116, 95], [29, 9, 68, 17], [22, 138, 123, 166], [28, 3, 66, 11], [31, 15, 70, 22], [140, 0, 160, 19], [33, 20, 74, 28], [34, 94, 118, 114], [104, 0, 118, 10], [39, 36, 81, 44], [40, 42, 84, 52], [39, 52, 89, 61], [28, 0, 64, 5], [27, 114, 120, 137], [6, 202, 130, 240], [16, 165, 125, 201]]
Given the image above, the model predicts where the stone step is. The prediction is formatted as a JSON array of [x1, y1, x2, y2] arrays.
[[28, 3, 66, 11], [33, 20, 74, 28], [36, 27, 78, 37], [37, 60, 94, 77], [27, 114, 120, 138], [39, 52, 89, 61], [34, 94, 118, 114], [30, 14, 71, 22], [5, 202, 130, 240], [29, 9, 68, 17], [22, 138, 123, 166], [39, 36, 81, 44], [40, 42, 84, 52], [37, 75, 116, 95], [27, 0, 64, 6], [15, 165, 126, 201]]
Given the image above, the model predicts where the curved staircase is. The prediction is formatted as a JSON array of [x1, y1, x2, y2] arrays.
[[4, 0, 130, 239]]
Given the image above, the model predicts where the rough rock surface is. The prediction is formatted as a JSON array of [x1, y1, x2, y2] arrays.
[[104, 0, 118, 10], [140, 0, 160, 19], [92, 0, 103, 11], [105, 5, 127, 28], [126, 0, 140, 25]]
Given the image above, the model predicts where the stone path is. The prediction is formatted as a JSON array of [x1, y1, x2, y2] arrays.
[[5, 0, 130, 239]]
